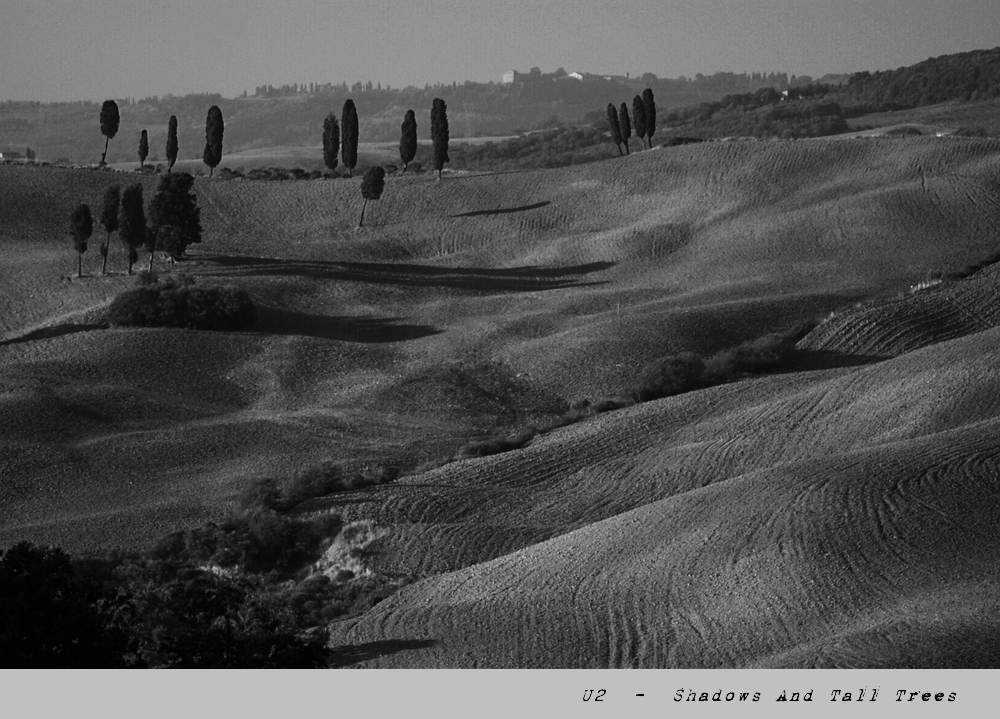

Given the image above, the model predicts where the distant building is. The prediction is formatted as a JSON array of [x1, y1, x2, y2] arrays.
[[568, 72, 584, 81], [502, 70, 517, 84]]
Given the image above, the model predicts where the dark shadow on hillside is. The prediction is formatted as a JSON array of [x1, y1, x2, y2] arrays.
[[329, 638, 438, 668], [203, 253, 614, 293], [788, 349, 887, 372], [0, 323, 107, 347], [450, 201, 550, 218], [255, 306, 442, 343]]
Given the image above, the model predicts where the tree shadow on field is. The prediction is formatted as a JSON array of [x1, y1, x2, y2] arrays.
[[204, 253, 614, 293], [450, 201, 550, 218], [255, 306, 442, 343], [329, 638, 438, 668], [0, 323, 107, 347]]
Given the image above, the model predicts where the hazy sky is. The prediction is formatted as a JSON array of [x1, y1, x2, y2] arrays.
[[1, 0, 998, 101]]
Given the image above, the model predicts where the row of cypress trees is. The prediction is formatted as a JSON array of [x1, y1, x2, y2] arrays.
[[323, 98, 450, 179], [98, 99, 224, 175], [607, 89, 657, 155]]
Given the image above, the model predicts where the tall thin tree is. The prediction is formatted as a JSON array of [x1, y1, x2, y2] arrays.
[[632, 96, 647, 150], [322, 112, 340, 174], [399, 109, 417, 172], [118, 184, 146, 275], [618, 103, 632, 154], [166, 116, 179, 173], [607, 103, 623, 155], [358, 166, 386, 227], [99, 100, 120, 166], [642, 88, 656, 148], [98, 184, 121, 275], [70, 204, 93, 278], [138, 129, 149, 169], [431, 98, 449, 180], [203, 105, 224, 176], [341, 100, 358, 177]]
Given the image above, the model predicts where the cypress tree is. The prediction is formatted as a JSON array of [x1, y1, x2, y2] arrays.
[[399, 109, 417, 172], [322, 112, 340, 174], [607, 103, 623, 155], [118, 184, 146, 275], [99, 100, 120, 166], [70, 204, 93, 278], [166, 116, 179, 173], [98, 184, 121, 275], [358, 166, 386, 227], [618, 103, 632, 154], [632, 96, 647, 150], [341, 100, 358, 177], [642, 88, 656, 148], [203, 105, 224, 176], [431, 98, 449, 180], [138, 129, 149, 169]]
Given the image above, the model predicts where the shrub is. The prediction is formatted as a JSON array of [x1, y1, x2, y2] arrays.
[[632, 352, 706, 402], [106, 274, 255, 331], [150, 510, 342, 576]]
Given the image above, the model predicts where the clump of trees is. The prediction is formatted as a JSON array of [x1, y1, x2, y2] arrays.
[[69, 204, 92, 277], [431, 98, 449, 179], [99, 100, 120, 166], [203, 105, 224, 176], [106, 273, 255, 331], [147, 172, 202, 268]]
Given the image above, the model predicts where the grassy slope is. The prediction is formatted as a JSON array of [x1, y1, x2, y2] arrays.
[[3, 137, 1000, 666]]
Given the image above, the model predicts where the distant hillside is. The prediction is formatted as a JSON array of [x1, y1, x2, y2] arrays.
[[0, 70, 808, 165]]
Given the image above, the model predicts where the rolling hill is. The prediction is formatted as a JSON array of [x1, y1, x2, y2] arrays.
[[3, 134, 1000, 666]]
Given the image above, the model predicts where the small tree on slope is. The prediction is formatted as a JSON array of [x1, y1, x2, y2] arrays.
[[607, 103, 623, 155], [322, 112, 340, 174], [642, 88, 656, 148], [138, 130, 149, 170], [341, 100, 358, 177], [632, 96, 647, 150], [431, 98, 449, 179], [166, 116, 179, 173], [70, 204, 93, 278], [618, 103, 632, 154], [203, 105, 225, 177], [359, 166, 386, 228], [99, 184, 121, 275], [118, 184, 146, 275], [99, 100, 120, 166], [399, 109, 417, 172]]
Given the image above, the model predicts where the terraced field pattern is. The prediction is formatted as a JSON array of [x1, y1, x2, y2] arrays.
[[3, 135, 1000, 667]]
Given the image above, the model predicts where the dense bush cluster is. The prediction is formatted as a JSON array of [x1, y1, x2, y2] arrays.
[[633, 322, 815, 402], [105, 273, 256, 330], [242, 461, 400, 512]]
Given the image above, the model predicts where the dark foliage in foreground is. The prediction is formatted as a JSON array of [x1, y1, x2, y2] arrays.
[[105, 274, 255, 330], [0, 542, 128, 668]]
